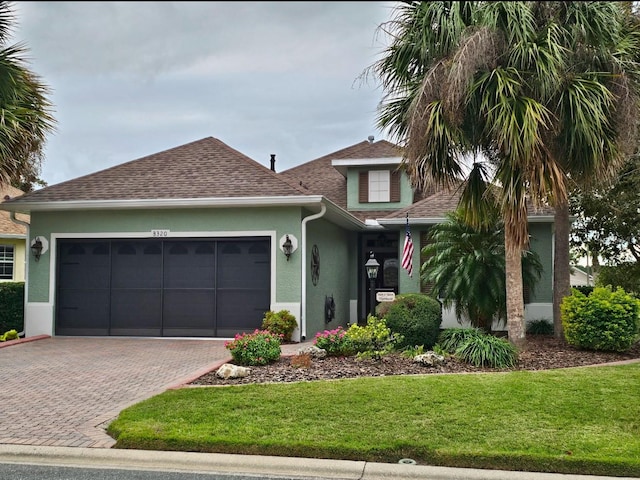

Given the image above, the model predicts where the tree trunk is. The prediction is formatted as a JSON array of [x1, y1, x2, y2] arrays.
[[591, 248, 600, 284], [505, 233, 526, 349], [553, 199, 571, 341]]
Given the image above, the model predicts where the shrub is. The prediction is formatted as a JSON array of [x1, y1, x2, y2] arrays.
[[436, 327, 485, 354], [290, 352, 312, 369], [526, 319, 554, 335], [0, 282, 24, 334], [561, 286, 640, 352], [454, 333, 519, 368], [0, 329, 19, 342], [224, 329, 282, 366], [314, 326, 353, 356], [345, 316, 403, 361], [375, 293, 442, 349], [261, 310, 298, 342]]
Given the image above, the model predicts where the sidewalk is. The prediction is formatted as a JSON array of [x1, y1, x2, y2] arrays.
[[0, 445, 637, 480]]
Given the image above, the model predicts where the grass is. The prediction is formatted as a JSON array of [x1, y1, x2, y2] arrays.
[[107, 363, 640, 477]]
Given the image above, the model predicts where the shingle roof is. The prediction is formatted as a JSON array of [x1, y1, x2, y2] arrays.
[[381, 184, 556, 221], [3, 137, 307, 205], [279, 138, 401, 209], [0, 184, 28, 235]]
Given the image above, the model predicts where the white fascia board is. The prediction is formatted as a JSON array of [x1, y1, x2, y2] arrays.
[[0, 234, 26, 239], [0, 195, 326, 213], [377, 217, 448, 226], [379, 215, 555, 226], [331, 157, 403, 176]]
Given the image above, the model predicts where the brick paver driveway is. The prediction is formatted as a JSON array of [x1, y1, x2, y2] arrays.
[[0, 337, 248, 448]]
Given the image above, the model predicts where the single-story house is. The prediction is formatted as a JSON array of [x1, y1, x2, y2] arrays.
[[0, 136, 555, 340], [0, 185, 28, 283]]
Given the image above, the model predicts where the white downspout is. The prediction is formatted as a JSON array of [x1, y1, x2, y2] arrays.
[[300, 203, 326, 341], [9, 211, 30, 338]]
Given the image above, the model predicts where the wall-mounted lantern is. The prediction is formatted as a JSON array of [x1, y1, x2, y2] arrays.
[[279, 234, 298, 261], [31, 237, 44, 261]]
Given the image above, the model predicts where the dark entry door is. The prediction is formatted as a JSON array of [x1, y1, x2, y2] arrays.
[[56, 238, 270, 337]]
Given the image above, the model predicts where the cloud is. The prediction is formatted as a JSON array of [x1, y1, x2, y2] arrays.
[[9, 1, 398, 185]]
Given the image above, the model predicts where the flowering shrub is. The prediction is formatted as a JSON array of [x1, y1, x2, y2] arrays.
[[224, 329, 282, 366], [314, 327, 353, 356], [346, 315, 403, 361]]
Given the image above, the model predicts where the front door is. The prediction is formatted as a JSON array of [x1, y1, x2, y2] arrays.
[[361, 233, 399, 321]]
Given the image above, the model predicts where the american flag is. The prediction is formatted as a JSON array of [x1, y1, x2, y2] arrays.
[[402, 215, 414, 277]]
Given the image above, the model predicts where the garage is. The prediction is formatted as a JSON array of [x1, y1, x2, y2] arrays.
[[55, 237, 271, 337]]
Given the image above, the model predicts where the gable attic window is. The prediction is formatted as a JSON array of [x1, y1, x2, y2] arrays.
[[359, 170, 401, 203], [0, 244, 14, 280]]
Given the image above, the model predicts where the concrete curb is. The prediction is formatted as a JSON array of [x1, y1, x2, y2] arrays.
[[0, 445, 636, 480]]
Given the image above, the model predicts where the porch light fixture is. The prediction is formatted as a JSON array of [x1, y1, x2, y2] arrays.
[[365, 251, 380, 280], [365, 251, 380, 317], [282, 235, 293, 261], [31, 237, 43, 262]]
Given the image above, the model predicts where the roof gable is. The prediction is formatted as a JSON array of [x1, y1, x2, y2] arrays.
[[4, 137, 307, 205], [279, 138, 401, 209]]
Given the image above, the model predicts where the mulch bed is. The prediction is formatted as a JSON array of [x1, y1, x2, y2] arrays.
[[189, 335, 640, 387]]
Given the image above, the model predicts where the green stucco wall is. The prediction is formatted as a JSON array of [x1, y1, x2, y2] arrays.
[[528, 222, 553, 303], [27, 206, 304, 304], [305, 217, 354, 339], [346, 168, 414, 211], [398, 227, 423, 294], [398, 222, 554, 304]]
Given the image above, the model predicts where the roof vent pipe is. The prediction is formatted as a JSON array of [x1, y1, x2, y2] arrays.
[[270, 154, 276, 172], [368, 135, 374, 143]]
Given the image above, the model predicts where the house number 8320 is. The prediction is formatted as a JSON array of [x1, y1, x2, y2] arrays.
[[151, 229, 170, 237]]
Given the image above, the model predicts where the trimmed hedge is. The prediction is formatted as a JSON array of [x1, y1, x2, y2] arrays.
[[375, 293, 442, 349], [0, 282, 24, 333]]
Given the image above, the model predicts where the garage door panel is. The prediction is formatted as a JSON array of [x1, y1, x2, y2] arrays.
[[58, 242, 110, 289], [112, 241, 162, 289], [218, 242, 269, 289], [56, 288, 110, 335], [217, 288, 270, 335], [164, 242, 215, 289], [163, 289, 215, 336], [110, 289, 162, 336]]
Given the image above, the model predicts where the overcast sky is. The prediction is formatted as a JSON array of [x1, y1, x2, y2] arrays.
[[9, 1, 398, 188]]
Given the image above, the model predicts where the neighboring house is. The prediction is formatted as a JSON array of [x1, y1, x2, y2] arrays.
[[0, 136, 555, 340], [0, 184, 28, 283], [570, 265, 594, 287]]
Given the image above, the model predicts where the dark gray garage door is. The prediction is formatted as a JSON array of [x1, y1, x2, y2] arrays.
[[56, 238, 270, 337]]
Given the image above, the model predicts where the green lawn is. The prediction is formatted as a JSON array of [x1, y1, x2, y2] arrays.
[[107, 363, 640, 477]]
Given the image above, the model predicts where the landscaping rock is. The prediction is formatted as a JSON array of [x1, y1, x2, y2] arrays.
[[216, 363, 251, 379], [297, 345, 327, 359], [413, 352, 445, 367]]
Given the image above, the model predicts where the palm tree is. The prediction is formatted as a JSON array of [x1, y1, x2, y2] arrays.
[[0, 1, 55, 186], [366, 1, 640, 347], [421, 209, 543, 333]]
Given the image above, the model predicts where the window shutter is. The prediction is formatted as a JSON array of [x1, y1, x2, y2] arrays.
[[390, 170, 400, 202], [359, 171, 368, 203]]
